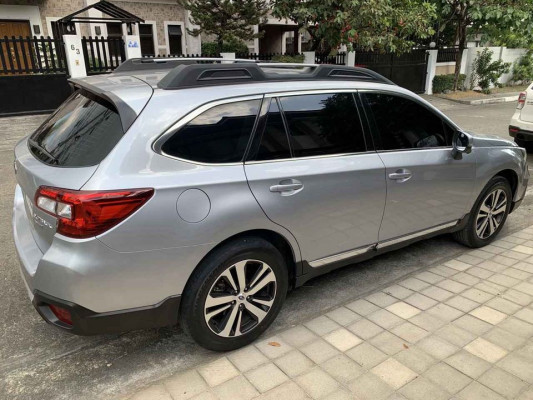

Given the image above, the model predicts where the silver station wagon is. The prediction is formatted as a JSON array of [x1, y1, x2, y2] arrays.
[[12, 59, 529, 350]]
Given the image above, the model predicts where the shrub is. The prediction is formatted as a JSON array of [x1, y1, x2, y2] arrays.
[[512, 51, 533, 84], [201, 37, 249, 56], [271, 54, 305, 63], [470, 48, 511, 94], [433, 74, 466, 93]]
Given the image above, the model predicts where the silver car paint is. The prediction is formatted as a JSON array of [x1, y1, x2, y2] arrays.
[[12, 74, 529, 315]]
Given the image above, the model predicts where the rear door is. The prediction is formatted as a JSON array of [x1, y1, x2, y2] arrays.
[[245, 91, 386, 265], [360, 91, 476, 243]]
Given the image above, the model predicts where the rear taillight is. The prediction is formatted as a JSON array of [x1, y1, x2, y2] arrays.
[[35, 186, 154, 238], [49, 304, 72, 325], [518, 92, 527, 109]]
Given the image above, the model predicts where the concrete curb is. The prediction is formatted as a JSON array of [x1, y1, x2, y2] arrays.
[[437, 94, 519, 106]]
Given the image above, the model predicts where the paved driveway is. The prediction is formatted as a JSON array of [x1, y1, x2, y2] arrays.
[[1, 100, 532, 400]]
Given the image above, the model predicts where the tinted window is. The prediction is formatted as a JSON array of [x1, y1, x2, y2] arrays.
[[29, 91, 124, 167], [364, 93, 450, 150], [162, 100, 260, 163], [280, 93, 366, 157], [248, 98, 291, 161]]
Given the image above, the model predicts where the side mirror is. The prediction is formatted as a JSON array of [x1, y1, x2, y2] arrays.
[[452, 131, 473, 159]]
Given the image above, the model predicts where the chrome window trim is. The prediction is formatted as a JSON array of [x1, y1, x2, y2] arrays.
[[152, 94, 264, 166], [245, 150, 377, 165]]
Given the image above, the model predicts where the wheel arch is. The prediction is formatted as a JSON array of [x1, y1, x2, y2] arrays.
[[494, 168, 518, 198], [182, 229, 299, 295]]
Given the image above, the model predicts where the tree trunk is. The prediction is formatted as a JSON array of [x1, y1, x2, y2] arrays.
[[453, 23, 467, 91], [217, 36, 223, 54]]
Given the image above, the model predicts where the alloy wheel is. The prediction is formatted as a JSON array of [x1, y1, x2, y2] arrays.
[[204, 259, 277, 337], [475, 188, 508, 239]]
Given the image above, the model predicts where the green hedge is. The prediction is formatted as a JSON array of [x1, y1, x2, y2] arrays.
[[433, 74, 466, 93], [271, 54, 305, 63], [201, 38, 249, 56]]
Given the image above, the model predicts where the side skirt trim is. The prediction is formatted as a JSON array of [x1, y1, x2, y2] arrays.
[[376, 221, 459, 250]]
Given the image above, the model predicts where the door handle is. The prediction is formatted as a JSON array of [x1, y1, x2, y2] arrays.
[[270, 179, 304, 195], [388, 169, 412, 182]]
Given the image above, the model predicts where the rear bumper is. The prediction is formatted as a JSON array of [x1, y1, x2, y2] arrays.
[[509, 125, 533, 141], [32, 290, 180, 335]]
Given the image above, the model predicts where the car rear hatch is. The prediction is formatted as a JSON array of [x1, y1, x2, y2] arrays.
[[519, 84, 533, 123], [14, 74, 153, 253]]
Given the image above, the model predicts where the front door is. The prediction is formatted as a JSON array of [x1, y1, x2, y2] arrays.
[[245, 92, 386, 265], [361, 91, 476, 242], [0, 20, 32, 73]]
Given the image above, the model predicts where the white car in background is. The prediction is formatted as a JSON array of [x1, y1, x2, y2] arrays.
[[510, 83, 533, 150]]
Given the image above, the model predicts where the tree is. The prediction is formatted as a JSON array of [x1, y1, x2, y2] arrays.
[[180, 0, 269, 51], [272, 0, 436, 55], [435, 0, 533, 90]]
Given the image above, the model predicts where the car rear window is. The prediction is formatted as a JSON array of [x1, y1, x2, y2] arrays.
[[29, 91, 124, 167]]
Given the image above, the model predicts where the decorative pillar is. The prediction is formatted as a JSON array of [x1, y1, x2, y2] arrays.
[[63, 34, 86, 78], [425, 49, 438, 95], [123, 35, 142, 59]]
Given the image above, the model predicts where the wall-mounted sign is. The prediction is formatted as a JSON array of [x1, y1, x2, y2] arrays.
[[128, 40, 139, 48]]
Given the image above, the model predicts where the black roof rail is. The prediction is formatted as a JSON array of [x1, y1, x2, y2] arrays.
[[156, 63, 394, 89], [113, 57, 257, 73]]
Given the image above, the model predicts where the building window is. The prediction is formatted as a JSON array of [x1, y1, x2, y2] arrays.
[[167, 24, 183, 55], [139, 24, 155, 56], [106, 22, 122, 37]]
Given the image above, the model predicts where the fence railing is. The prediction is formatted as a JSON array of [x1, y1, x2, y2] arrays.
[[437, 47, 460, 63], [315, 52, 346, 65], [0, 36, 66, 75], [81, 36, 125, 74]]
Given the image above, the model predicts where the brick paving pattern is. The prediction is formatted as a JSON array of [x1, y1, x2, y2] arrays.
[[127, 227, 533, 400]]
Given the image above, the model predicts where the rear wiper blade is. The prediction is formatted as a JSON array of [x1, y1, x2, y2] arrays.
[[28, 138, 58, 164]]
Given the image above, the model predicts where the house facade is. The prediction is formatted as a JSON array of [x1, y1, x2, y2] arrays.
[[0, 0, 301, 55]]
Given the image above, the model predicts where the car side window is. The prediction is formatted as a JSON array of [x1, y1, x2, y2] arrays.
[[363, 92, 451, 150], [279, 93, 366, 158], [161, 99, 261, 163], [247, 98, 292, 161]]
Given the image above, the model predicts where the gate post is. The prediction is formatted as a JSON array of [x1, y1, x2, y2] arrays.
[[345, 51, 355, 66], [123, 35, 142, 59], [425, 49, 438, 95], [303, 51, 315, 64], [63, 35, 87, 78], [221, 53, 236, 63]]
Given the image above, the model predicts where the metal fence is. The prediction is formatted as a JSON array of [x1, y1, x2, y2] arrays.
[[315, 52, 346, 65], [0, 36, 66, 75], [437, 47, 460, 63], [236, 53, 302, 61], [81, 36, 125, 74]]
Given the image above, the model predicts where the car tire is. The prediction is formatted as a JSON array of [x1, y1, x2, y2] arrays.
[[453, 176, 512, 248], [180, 237, 288, 351]]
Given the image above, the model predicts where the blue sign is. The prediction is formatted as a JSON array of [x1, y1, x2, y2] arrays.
[[128, 40, 139, 48]]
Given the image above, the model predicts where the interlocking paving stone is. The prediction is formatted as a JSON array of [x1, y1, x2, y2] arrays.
[[345, 299, 380, 316], [304, 316, 340, 336], [295, 368, 339, 399], [386, 302, 421, 319], [414, 271, 444, 285], [445, 351, 491, 379], [393, 347, 437, 374], [444, 260, 472, 271], [346, 342, 388, 369], [255, 336, 293, 359], [323, 328, 362, 351], [417, 335, 458, 360], [445, 295, 480, 312], [398, 377, 450, 400], [213, 376, 259, 400], [370, 331, 408, 355], [403, 293, 438, 311], [255, 382, 308, 400], [347, 318, 384, 340], [515, 307, 533, 324], [245, 363, 288, 393], [464, 337, 508, 363], [366, 292, 399, 308], [370, 358, 417, 389], [457, 382, 505, 400], [274, 350, 314, 377], [391, 322, 429, 343], [348, 372, 394, 400], [486, 296, 523, 314], [478, 367, 529, 399], [498, 317, 533, 337], [280, 325, 318, 348], [420, 286, 454, 302], [453, 314, 493, 336], [426, 303, 463, 321], [383, 284, 415, 300], [462, 288, 493, 303], [197, 358, 240, 387], [398, 278, 431, 292], [367, 309, 404, 329], [434, 324, 476, 347], [423, 362, 471, 394], [325, 306, 361, 326], [483, 326, 526, 351], [497, 354, 533, 384], [299, 339, 340, 364], [130, 384, 173, 400], [321, 354, 364, 384], [163, 370, 208, 400], [228, 346, 269, 373]]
